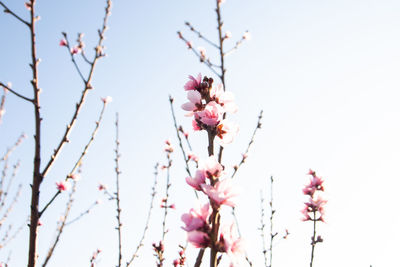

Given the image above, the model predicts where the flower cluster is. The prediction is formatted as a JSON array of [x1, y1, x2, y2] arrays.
[[181, 74, 238, 146], [302, 169, 327, 223], [180, 74, 243, 266]]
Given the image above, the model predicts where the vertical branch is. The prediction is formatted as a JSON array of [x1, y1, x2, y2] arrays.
[[259, 191, 268, 267], [114, 113, 123, 267], [28, 0, 43, 265], [269, 176, 275, 267], [310, 211, 317, 267], [126, 163, 160, 267]]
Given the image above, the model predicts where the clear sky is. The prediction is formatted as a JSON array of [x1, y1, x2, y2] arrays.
[[1, 0, 400, 266]]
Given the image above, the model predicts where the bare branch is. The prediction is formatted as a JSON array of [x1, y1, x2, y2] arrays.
[[231, 110, 263, 179], [184, 21, 219, 49], [126, 163, 159, 267], [0, 1, 30, 26]]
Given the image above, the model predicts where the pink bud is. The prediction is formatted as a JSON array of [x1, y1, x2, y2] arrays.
[[59, 39, 67, 46]]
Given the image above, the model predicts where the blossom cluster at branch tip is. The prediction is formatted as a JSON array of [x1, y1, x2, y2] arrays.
[[181, 74, 239, 145], [302, 169, 327, 222]]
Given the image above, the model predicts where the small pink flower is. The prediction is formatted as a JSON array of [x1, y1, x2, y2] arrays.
[[98, 183, 107, 191], [210, 84, 238, 113], [217, 120, 239, 146], [220, 223, 245, 266], [181, 90, 202, 115], [186, 170, 206, 191], [164, 142, 174, 153], [186, 41, 193, 49], [184, 74, 202, 91], [181, 203, 211, 232], [59, 39, 68, 46], [24, 2, 32, 10], [243, 31, 251, 40], [101, 96, 112, 104], [169, 204, 176, 209], [173, 259, 179, 267], [199, 155, 223, 179], [197, 101, 223, 126], [224, 31, 232, 39], [187, 231, 210, 248], [201, 179, 239, 207], [71, 46, 81, 55], [198, 47, 206, 61], [188, 152, 199, 162], [56, 181, 70, 191]]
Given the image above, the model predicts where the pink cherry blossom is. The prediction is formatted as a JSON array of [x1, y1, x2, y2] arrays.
[[71, 46, 81, 55], [184, 73, 202, 91], [186, 170, 206, 191], [181, 90, 202, 115], [217, 120, 239, 145], [187, 152, 199, 162], [199, 155, 223, 179], [198, 47, 206, 61], [210, 84, 238, 113], [224, 31, 232, 39], [201, 178, 239, 207], [181, 203, 211, 232], [220, 223, 245, 267], [197, 101, 223, 126], [187, 230, 210, 248], [101, 96, 112, 104], [56, 181, 70, 191], [59, 39, 68, 46]]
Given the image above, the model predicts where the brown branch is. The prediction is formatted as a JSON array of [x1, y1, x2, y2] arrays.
[[193, 248, 205, 267], [231, 110, 263, 179], [126, 163, 159, 267], [224, 31, 250, 57], [177, 31, 221, 78], [28, 0, 44, 265], [41, 0, 112, 179], [0, 1, 30, 26], [114, 112, 123, 267], [184, 21, 219, 49], [0, 82, 33, 103]]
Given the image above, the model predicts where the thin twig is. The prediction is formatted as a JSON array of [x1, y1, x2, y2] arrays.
[[259, 190, 268, 267], [0, 218, 27, 249], [126, 163, 160, 267], [0, 2, 30, 26], [0, 82, 33, 103], [114, 112, 123, 267], [0, 184, 22, 228], [64, 201, 99, 226], [231, 110, 263, 179], [269, 176, 276, 267], [0, 160, 21, 213], [224, 32, 250, 57], [184, 21, 219, 49], [1, 133, 27, 162], [177, 32, 221, 78]]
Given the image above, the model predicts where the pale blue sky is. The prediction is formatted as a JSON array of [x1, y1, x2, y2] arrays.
[[1, 0, 400, 266]]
